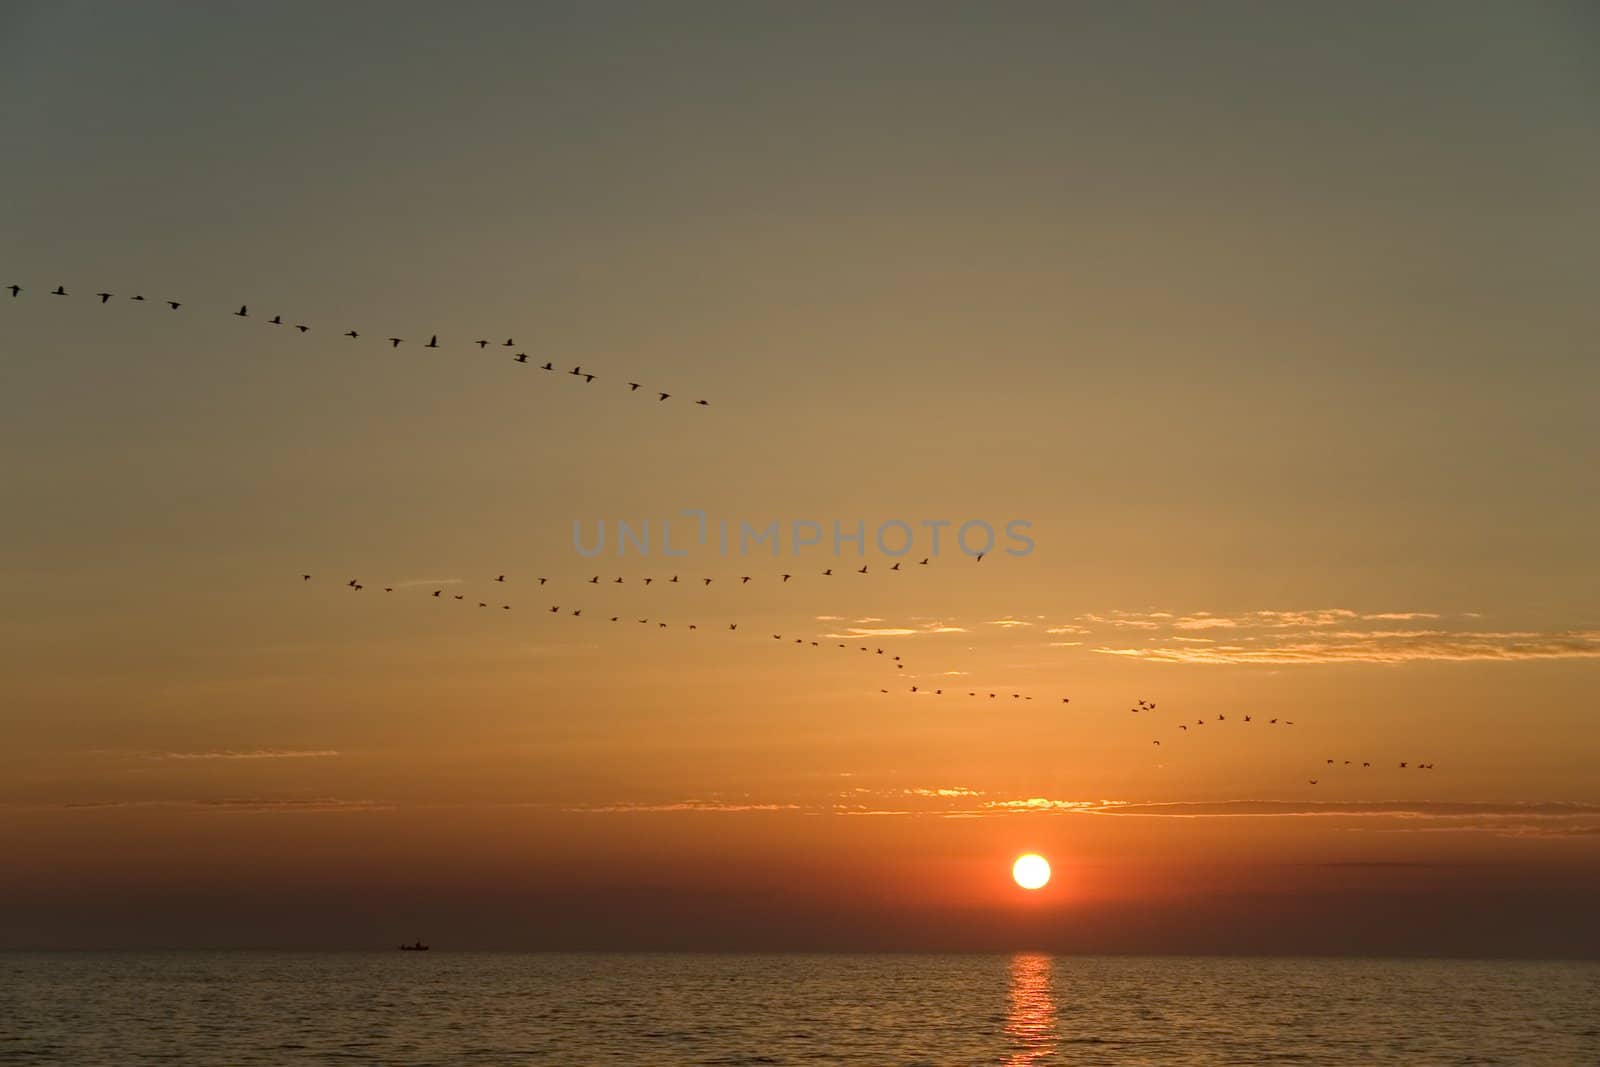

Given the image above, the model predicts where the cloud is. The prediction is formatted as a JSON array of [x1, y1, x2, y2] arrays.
[[821, 628, 918, 638], [159, 749, 341, 761], [1092, 629, 1600, 665], [1044, 625, 1089, 635], [985, 619, 1033, 629]]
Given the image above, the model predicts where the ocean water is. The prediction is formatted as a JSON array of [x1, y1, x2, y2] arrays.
[[2, 953, 1596, 1065]]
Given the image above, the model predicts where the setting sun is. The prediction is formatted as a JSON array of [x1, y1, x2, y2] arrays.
[[1012, 854, 1051, 890]]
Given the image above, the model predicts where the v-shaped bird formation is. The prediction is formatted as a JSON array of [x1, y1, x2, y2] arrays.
[[4, 280, 711, 408]]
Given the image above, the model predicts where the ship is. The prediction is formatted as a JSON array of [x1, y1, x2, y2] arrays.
[[398, 941, 429, 951]]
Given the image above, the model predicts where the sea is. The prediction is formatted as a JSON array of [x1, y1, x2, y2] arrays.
[[2, 953, 1596, 1065]]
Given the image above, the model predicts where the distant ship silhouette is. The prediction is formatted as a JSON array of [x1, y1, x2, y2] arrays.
[[398, 941, 429, 951]]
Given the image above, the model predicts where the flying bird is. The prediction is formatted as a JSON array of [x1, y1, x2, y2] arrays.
[[857, 565, 868, 574], [702, 578, 712, 586], [495, 575, 505, 582], [541, 362, 553, 371], [388, 338, 403, 347], [742, 577, 752, 584], [538, 577, 548, 585], [975, 552, 986, 562], [6, 285, 20, 297], [269, 315, 282, 325], [696, 399, 708, 406], [475, 340, 489, 348], [628, 382, 641, 391], [97, 292, 112, 303], [514, 353, 528, 363], [432, 591, 441, 598], [302, 574, 311, 581], [51, 285, 67, 295], [890, 562, 900, 571], [235, 306, 248, 316], [424, 336, 438, 348], [345, 330, 359, 338], [502, 339, 514, 347], [167, 301, 181, 310], [658, 392, 670, 401]]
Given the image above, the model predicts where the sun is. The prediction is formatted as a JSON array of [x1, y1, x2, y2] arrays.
[[1012, 853, 1051, 890]]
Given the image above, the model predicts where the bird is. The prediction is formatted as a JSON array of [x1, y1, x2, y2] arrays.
[[167, 301, 181, 310], [669, 576, 679, 584], [582, 373, 596, 383], [689, 625, 697, 630], [1362, 762, 1370, 768], [702, 578, 712, 586], [1062, 698, 1070, 704], [780, 574, 790, 582], [589, 576, 599, 584], [97, 292, 111, 303], [729, 624, 737, 631], [696, 399, 708, 406], [235, 305, 248, 317], [514, 354, 528, 363], [541, 362, 554, 371], [975, 552, 986, 562], [384, 587, 393, 593], [890, 562, 900, 571], [454, 595, 464, 600], [1327, 759, 1335, 765], [51, 285, 67, 296], [1179, 724, 1188, 731], [495, 575, 505, 582], [610, 616, 619, 622], [6, 285, 20, 297], [538, 577, 548, 585], [301, 574, 311, 581], [643, 578, 654, 585], [345, 330, 359, 339], [569, 366, 582, 376], [773, 634, 782, 640], [269, 315, 283, 325], [549, 606, 559, 612], [1243, 715, 1252, 723], [822, 568, 832, 576], [432, 590, 441, 598], [614, 577, 624, 584], [1400, 762, 1408, 769], [741, 576, 753, 584], [130, 294, 145, 301], [295, 324, 309, 332], [475, 340, 489, 349], [1153, 740, 1161, 746], [857, 565, 868, 575], [388, 338, 403, 347], [347, 580, 358, 587], [628, 382, 641, 391], [425, 336, 439, 348], [1309, 779, 1319, 786], [502, 339, 514, 347], [573, 610, 581, 617], [918, 558, 929, 566], [478, 602, 487, 608], [658, 392, 671, 401]]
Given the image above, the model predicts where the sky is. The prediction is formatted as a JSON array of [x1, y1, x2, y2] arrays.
[[1, 1, 1597, 954]]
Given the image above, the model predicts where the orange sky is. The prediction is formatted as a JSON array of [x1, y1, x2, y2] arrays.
[[1, 3, 1597, 952]]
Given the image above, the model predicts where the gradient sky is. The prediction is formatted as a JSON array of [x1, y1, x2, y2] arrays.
[[2, 1, 1597, 954]]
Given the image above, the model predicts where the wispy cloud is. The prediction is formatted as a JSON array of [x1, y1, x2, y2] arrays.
[[1094, 629, 1600, 665], [158, 749, 341, 761], [985, 619, 1033, 629]]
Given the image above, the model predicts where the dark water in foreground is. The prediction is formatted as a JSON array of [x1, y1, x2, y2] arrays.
[[2, 953, 1597, 1065]]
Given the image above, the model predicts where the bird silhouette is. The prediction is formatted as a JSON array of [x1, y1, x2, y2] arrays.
[[130, 294, 145, 301], [822, 568, 832, 576], [538, 577, 548, 585], [702, 578, 712, 586], [975, 552, 986, 562], [582, 373, 596, 383], [345, 330, 359, 338], [628, 382, 641, 391], [475, 340, 489, 348], [269, 315, 283, 325], [918, 558, 929, 565], [541, 362, 554, 371], [51, 286, 67, 296], [495, 575, 505, 582], [857, 565, 868, 575], [729, 624, 737, 631], [235, 305, 248, 316], [1309, 779, 1319, 785], [426, 336, 439, 348], [589, 576, 599, 584], [432, 590, 441, 597], [658, 392, 670, 401], [514, 353, 528, 363], [97, 292, 111, 303], [890, 562, 900, 571], [742, 576, 753, 584], [302, 574, 311, 581], [167, 301, 181, 310], [6, 285, 20, 297], [502, 339, 514, 347], [388, 338, 403, 347], [696, 400, 708, 406]]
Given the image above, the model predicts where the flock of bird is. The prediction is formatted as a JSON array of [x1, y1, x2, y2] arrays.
[[5, 281, 709, 407], [304, 572, 1441, 782]]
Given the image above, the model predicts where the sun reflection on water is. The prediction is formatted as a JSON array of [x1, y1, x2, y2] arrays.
[[1003, 952, 1057, 1065]]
